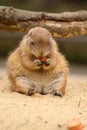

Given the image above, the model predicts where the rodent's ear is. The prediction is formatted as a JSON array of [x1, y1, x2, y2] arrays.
[[24, 29, 33, 40], [28, 30, 33, 37], [49, 37, 55, 45]]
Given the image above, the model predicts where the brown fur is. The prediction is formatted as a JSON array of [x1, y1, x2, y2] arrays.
[[7, 27, 68, 96]]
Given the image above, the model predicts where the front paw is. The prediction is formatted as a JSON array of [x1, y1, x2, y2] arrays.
[[34, 59, 42, 66], [45, 58, 51, 66], [52, 90, 63, 97]]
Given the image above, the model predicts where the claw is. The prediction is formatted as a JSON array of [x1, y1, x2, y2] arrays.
[[53, 91, 63, 97], [26, 88, 35, 96]]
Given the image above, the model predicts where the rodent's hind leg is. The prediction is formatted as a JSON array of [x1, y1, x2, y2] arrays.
[[13, 76, 40, 95], [43, 73, 66, 97]]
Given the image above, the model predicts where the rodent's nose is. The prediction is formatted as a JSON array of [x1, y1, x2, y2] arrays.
[[39, 57, 46, 62]]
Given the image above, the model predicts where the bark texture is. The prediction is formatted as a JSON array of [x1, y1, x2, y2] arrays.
[[0, 6, 87, 38]]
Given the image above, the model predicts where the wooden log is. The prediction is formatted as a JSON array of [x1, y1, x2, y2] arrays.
[[0, 6, 87, 38]]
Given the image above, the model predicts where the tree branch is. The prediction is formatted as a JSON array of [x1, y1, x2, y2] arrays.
[[0, 6, 87, 38]]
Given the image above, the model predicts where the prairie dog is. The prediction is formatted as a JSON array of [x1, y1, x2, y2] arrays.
[[7, 27, 68, 96]]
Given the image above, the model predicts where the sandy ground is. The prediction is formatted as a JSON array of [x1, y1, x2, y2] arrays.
[[0, 59, 87, 130]]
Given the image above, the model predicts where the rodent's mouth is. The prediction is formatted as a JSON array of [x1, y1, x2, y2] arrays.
[[37, 59, 50, 67]]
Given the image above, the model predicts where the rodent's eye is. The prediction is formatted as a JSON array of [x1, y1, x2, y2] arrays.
[[30, 41, 34, 46], [46, 54, 50, 58], [30, 54, 36, 59]]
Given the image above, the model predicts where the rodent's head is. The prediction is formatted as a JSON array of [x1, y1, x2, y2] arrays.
[[22, 27, 57, 58], [20, 27, 58, 70]]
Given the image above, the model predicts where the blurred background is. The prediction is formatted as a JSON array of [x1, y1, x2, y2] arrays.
[[0, 0, 87, 65]]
